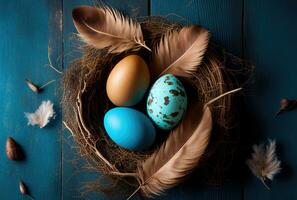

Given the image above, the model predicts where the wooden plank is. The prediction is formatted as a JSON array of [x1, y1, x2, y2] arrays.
[[154, 182, 242, 200], [151, 0, 244, 199], [0, 0, 62, 199], [151, 0, 243, 56], [243, 0, 297, 199], [62, 0, 149, 199]]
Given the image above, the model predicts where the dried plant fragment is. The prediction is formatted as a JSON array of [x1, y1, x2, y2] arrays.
[[276, 98, 297, 116], [19, 180, 28, 195], [25, 79, 57, 93], [246, 139, 281, 190], [25, 79, 41, 93], [6, 137, 23, 160], [20, 180, 34, 200], [47, 47, 63, 74], [25, 100, 55, 128]]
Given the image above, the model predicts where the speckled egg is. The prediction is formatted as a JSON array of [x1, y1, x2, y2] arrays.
[[147, 74, 187, 130]]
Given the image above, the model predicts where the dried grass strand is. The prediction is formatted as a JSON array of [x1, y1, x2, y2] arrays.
[[62, 16, 249, 196]]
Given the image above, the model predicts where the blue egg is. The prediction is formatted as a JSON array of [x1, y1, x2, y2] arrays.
[[147, 74, 187, 130], [104, 107, 156, 151]]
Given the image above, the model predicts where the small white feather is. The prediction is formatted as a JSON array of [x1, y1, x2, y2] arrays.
[[25, 100, 55, 128], [246, 139, 281, 189]]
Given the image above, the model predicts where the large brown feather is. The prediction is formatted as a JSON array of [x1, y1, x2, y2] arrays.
[[136, 104, 212, 197], [72, 6, 150, 53], [152, 26, 209, 78]]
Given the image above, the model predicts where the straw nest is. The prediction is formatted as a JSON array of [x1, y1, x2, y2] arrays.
[[62, 17, 250, 196]]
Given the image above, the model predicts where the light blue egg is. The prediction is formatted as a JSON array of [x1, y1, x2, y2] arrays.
[[147, 74, 187, 130], [104, 107, 156, 151]]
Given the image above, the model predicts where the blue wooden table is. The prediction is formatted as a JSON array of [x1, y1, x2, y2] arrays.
[[0, 0, 296, 199]]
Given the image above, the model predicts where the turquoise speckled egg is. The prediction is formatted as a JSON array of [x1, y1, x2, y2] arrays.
[[104, 107, 156, 151], [147, 74, 187, 130]]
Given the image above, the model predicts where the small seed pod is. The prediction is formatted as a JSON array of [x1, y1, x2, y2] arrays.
[[6, 137, 23, 160], [19, 180, 29, 195], [25, 79, 41, 93], [276, 98, 297, 116], [19, 180, 34, 200]]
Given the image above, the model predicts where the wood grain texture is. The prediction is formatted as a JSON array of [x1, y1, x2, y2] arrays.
[[151, 0, 243, 56], [155, 183, 242, 200], [243, 0, 297, 199], [0, 0, 62, 199], [1, 0, 297, 199]]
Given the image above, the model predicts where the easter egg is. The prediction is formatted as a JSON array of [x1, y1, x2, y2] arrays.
[[147, 74, 187, 130], [106, 55, 150, 106], [103, 107, 156, 151]]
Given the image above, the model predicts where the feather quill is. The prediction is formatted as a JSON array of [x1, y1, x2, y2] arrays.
[[127, 88, 242, 199], [72, 6, 150, 53], [151, 25, 209, 78], [133, 104, 212, 198], [246, 139, 281, 190]]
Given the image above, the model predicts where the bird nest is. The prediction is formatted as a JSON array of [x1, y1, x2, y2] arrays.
[[62, 10, 248, 198]]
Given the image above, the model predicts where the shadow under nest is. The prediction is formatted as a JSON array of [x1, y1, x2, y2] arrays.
[[62, 17, 251, 197]]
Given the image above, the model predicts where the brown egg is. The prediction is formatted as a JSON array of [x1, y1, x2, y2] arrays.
[[106, 55, 150, 106]]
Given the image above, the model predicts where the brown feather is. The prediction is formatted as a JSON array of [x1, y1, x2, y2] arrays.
[[72, 6, 150, 53], [136, 104, 212, 197], [151, 25, 209, 78]]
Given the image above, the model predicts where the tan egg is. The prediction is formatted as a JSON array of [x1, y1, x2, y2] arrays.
[[106, 55, 150, 106]]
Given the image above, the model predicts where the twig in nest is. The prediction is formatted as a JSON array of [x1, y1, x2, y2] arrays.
[[75, 82, 118, 171], [246, 139, 281, 190], [204, 88, 242, 108]]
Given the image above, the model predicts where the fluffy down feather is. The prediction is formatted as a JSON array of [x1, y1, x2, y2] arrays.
[[246, 139, 281, 189], [25, 100, 55, 128]]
